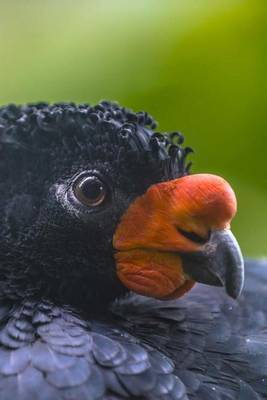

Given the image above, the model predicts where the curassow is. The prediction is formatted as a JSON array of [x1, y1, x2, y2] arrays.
[[0, 101, 265, 400]]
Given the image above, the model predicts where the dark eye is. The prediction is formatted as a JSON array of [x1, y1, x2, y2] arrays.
[[73, 176, 107, 207]]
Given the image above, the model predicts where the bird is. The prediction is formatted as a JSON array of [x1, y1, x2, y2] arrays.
[[0, 100, 265, 400]]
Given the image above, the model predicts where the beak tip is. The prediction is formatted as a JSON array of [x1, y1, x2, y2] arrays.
[[226, 285, 242, 299], [226, 261, 245, 299], [182, 229, 245, 300]]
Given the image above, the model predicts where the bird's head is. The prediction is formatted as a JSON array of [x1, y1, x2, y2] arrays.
[[0, 102, 243, 310]]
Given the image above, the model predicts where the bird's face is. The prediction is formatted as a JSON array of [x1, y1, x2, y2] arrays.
[[0, 102, 244, 308]]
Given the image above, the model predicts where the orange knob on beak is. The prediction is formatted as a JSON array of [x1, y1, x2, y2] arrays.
[[113, 174, 244, 300]]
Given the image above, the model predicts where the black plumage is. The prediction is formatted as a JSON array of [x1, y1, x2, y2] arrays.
[[0, 101, 266, 399]]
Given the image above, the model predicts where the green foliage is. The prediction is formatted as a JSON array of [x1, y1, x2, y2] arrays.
[[0, 0, 266, 255]]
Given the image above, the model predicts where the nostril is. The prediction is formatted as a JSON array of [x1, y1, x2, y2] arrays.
[[177, 228, 210, 245]]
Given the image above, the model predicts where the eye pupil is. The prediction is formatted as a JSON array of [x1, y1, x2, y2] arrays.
[[74, 176, 107, 207], [81, 179, 103, 199]]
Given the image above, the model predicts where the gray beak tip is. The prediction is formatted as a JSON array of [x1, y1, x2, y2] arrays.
[[225, 258, 244, 299], [182, 229, 244, 299]]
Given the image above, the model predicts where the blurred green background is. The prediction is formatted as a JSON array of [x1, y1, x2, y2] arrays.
[[0, 0, 266, 256]]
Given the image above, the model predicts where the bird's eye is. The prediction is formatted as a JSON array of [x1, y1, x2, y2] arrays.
[[73, 176, 107, 207]]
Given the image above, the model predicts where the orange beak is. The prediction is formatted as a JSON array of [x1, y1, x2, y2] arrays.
[[113, 174, 244, 300]]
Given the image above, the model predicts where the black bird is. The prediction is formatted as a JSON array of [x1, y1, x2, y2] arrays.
[[0, 101, 265, 400]]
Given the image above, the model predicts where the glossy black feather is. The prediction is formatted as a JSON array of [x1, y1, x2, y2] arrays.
[[0, 299, 187, 399], [0, 260, 264, 399], [113, 260, 267, 399]]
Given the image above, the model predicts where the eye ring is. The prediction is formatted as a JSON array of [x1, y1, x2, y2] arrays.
[[73, 175, 107, 207]]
